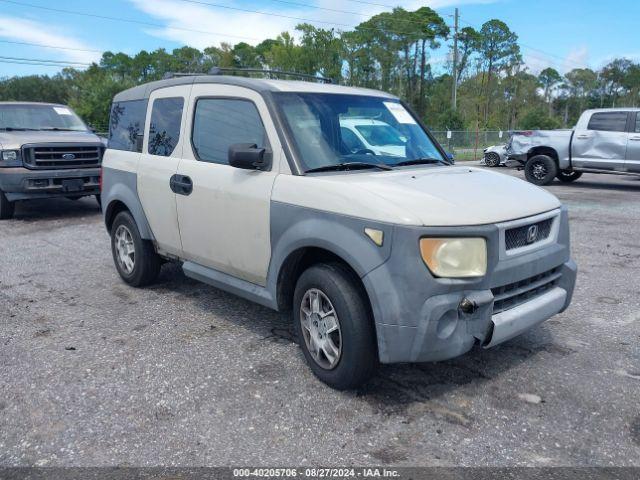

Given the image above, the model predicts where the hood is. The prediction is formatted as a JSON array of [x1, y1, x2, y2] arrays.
[[317, 166, 561, 226], [0, 130, 103, 150]]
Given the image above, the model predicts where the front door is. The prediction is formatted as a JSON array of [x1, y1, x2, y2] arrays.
[[137, 85, 191, 256], [175, 84, 281, 286], [571, 110, 629, 171], [626, 112, 640, 173]]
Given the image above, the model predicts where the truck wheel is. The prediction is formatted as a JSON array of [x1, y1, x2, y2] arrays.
[[0, 189, 15, 220], [556, 170, 583, 183], [484, 152, 501, 167], [525, 155, 557, 186], [110, 211, 161, 287], [293, 263, 378, 390]]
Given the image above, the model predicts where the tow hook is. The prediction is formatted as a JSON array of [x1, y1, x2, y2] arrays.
[[459, 297, 477, 315]]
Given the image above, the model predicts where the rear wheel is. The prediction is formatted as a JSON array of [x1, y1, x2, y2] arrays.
[[0, 189, 15, 220], [556, 170, 583, 183], [110, 211, 161, 287], [293, 263, 378, 390], [484, 152, 501, 167], [525, 155, 557, 186]]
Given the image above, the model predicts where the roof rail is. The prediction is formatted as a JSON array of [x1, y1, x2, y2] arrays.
[[160, 68, 333, 84], [209, 67, 333, 84]]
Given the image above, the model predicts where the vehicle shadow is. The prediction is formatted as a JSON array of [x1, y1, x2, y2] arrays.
[[550, 176, 640, 193], [9, 196, 101, 222], [152, 263, 559, 415]]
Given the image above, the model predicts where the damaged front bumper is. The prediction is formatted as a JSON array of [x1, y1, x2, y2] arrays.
[[363, 207, 577, 364]]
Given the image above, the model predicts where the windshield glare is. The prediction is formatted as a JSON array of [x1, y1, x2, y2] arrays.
[[0, 104, 88, 131], [274, 93, 445, 171]]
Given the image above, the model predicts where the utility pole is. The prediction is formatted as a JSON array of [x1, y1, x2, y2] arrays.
[[451, 7, 459, 111]]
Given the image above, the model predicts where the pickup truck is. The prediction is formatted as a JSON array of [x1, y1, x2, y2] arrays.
[[507, 108, 640, 185], [0, 102, 105, 219]]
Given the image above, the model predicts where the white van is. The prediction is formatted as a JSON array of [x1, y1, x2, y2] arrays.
[[101, 72, 577, 389]]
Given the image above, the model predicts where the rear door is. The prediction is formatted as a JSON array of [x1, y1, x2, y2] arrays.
[[625, 112, 640, 173], [571, 111, 629, 170], [136, 85, 191, 256]]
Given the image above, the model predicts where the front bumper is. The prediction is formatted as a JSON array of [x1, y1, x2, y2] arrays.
[[362, 207, 577, 364], [0, 167, 100, 201]]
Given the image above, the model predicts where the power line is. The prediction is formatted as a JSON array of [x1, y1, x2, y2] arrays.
[[0, 0, 263, 42], [0, 59, 89, 68], [0, 39, 103, 54], [0, 55, 91, 66]]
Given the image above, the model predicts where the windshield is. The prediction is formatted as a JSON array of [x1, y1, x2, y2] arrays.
[[0, 104, 88, 131], [274, 93, 446, 172]]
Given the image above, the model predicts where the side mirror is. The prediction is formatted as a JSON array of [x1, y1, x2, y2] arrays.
[[445, 151, 455, 163], [228, 143, 271, 170]]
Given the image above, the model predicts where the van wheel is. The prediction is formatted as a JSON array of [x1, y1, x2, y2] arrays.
[[293, 263, 378, 390], [525, 155, 557, 186], [557, 170, 583, 183], [0, 189, 15, 220], [110, 211, 161, 287]]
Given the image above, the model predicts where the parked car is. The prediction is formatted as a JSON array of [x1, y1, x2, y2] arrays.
[[101, 72, 577, 389], [0, 102, 105, 219], [482, 144, 507, 167], [340, 117, 406, 157], [507, 108, 640, 185]]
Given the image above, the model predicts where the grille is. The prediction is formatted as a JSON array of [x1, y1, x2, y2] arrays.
[[505, 217, 553, 250], [491, 268, 561, 315], [23, 144, 103, 169]]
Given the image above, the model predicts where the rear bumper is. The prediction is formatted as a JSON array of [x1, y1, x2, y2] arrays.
[[0, 167, 100, 201], [363, 207, 577, 364]]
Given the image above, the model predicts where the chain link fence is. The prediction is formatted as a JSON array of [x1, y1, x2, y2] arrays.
[[430, 130, 508, 161]]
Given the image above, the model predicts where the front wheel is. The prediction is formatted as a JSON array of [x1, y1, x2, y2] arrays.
[[110, 211, 161, 287], [0, 189, 15, 220], [556, 170, 583, 183], [484, 152, 501, 167], [293, 263, 378, 390], [524, 155, 557, 186]]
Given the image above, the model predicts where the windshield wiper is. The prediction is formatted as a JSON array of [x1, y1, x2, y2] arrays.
[[305, 161, 393, 174], [394, 157, 449, 167], [39, 127, 77, 131], [0, 127, 39, 131]]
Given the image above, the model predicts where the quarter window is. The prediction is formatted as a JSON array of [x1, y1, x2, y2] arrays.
[[587, 112, 628, 132], [148, 97, 184, 156], [192, 98, 268, 165], [109, 100, 147, 152]]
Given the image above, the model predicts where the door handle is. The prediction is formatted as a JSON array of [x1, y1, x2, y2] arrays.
[[169, 174, 193, 196], [575, 134, 590, 139], [630, 136, 640, 141]]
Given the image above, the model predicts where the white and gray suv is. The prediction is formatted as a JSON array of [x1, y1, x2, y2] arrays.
[[101, 73, 577, 389]]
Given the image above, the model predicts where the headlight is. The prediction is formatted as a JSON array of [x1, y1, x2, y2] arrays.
[[420, 237, 487, 278], [0, 150, 22, 167]]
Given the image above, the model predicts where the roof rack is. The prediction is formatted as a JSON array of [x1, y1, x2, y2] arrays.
[[162, 68, 333, 84]]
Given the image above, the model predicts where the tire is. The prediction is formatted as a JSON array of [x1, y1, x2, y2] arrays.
[[110, 211, 161, 287], [556, 170, 583, 183], [0, 189, 15, 220], [293, 263, 378, 390], [524, 155, 557, 186], [484, 152, 501, 167]]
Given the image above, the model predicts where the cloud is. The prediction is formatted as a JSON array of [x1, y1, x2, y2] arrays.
[[563, 45, 589, 72], [128, 0, 501, 49], [0, 15, 100, 65]]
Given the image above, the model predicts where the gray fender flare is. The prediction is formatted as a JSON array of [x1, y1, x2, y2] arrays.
[[103, 174, 155, 241]]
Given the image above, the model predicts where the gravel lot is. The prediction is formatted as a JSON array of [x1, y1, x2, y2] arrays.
[[1, 167, 639, 467]]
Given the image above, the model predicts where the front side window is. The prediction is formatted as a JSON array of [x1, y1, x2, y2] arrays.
[[587, 112, 628, 132], [273, 93, 445, 171], [109, 100, 147, 152], [148, 97, 184, 156], [192, 98, 268, 165], [0, 104, 88, 132]]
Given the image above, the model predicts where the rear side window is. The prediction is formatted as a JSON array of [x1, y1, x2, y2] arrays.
[[635, 113, 640, 133], [109, 100, 147, 152], [148, 97, 184, 156], [587, 112, 628, 132], [191, 98, 268, 165]]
